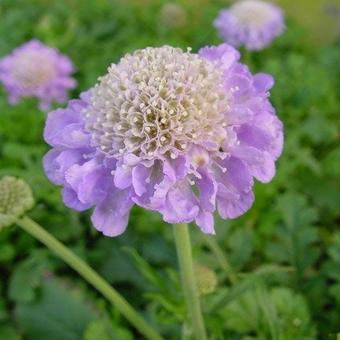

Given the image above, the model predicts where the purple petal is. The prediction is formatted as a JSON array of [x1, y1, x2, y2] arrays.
[[132, 164, 150, 196], [217, 188, 254, 219], [114, 162, 132, 189], [236, 124, 273, 152], [162, 180, 200, 224], [253, 73, 274, 93], [43, 148, 84, 185], [65, 158, 109, 205], [199, 43, 240, 69], [163, 156, 188, 181], [62, 187, 91, 211], [91, 189, 133, 237], [232, 146, 275, 183], [218, 156, 253, 192], [196, 211, 215, 234], [196, 170, 217, 212]]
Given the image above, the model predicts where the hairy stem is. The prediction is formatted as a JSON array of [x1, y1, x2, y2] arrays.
[[17, 216, 164, 340], [173, 223, 207, 340]]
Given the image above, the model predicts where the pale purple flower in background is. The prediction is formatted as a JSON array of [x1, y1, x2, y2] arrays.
[[0, 40, 76, 110], [43, 44, 283, 236], [214, 0, 285, 51]]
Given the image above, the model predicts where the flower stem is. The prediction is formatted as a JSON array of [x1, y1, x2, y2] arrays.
[[16, 216, 164, 340], [173, 223, 207, 340]]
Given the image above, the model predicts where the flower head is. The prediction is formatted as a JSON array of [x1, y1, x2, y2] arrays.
[[214, 0, 285, 50], [43, 44, 283, 236], [0, 176, 34, 229], [0, 39, 76, 110]]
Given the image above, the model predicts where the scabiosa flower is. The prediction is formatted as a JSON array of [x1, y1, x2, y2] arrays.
[[214, 0, 285, 51], [43, 44, 283, 236], [0, 39, 76, 110]]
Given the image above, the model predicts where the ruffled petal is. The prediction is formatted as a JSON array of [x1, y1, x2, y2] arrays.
[[91, 189, 133, 237], [62, 187, 91, 211], [253, 73, 274, 93], [232, 146, 275, 183], [215, 155, 255, 218], [132, 164, 150, 196], [161, 180, 200, 224], [114, 162, 132, 189], [65, 158, 109, 205], [196, 170, 217, 212], [196, 211, 215, 234], [44, 107, 82, 146], [217, 187, 254, 219], [236, 124, 273, 152], [163, 156, 188, 181], [43, 148, 84, 185], [199, 43, 240, 69]]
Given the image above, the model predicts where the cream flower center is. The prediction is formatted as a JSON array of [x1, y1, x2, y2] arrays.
[[85, 46, 229, 159], [12, 51, 56, 89], [231, 0, 275, 27]]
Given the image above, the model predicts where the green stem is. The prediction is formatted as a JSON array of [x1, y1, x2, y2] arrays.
[[17, 216, 164, 340], [204, 236, 238, 285], [173, 223, 207, 340]]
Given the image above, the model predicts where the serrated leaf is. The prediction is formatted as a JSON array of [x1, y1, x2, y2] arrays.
[[266, 193, 320, 274], [221, 286, 315, 338]]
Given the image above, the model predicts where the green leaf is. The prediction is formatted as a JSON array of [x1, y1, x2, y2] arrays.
[[208, 265, 294, 314], [221, 286, 316, 338], [265, 193, 320, 275], [9, 252, 51, 303], [270, 287, 316, 338], [84, 319, 133, 340], [15, 277, 99, 340], [0, 324, 22, 340]]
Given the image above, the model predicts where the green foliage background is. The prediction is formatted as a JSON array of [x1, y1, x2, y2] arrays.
[[0, 0, 339, 339]]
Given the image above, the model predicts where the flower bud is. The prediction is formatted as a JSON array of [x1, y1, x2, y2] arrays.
[[0, 177, 34, 229], [195, 264, 218, 296]]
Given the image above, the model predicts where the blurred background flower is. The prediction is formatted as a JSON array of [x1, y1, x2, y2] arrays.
[[214, 0, 285, 50], [0, 40, 76, 110]]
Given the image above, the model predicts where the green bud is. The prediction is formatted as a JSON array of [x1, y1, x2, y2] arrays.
[[194, 264, 218, 296], [0, 176, 34, 229]]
